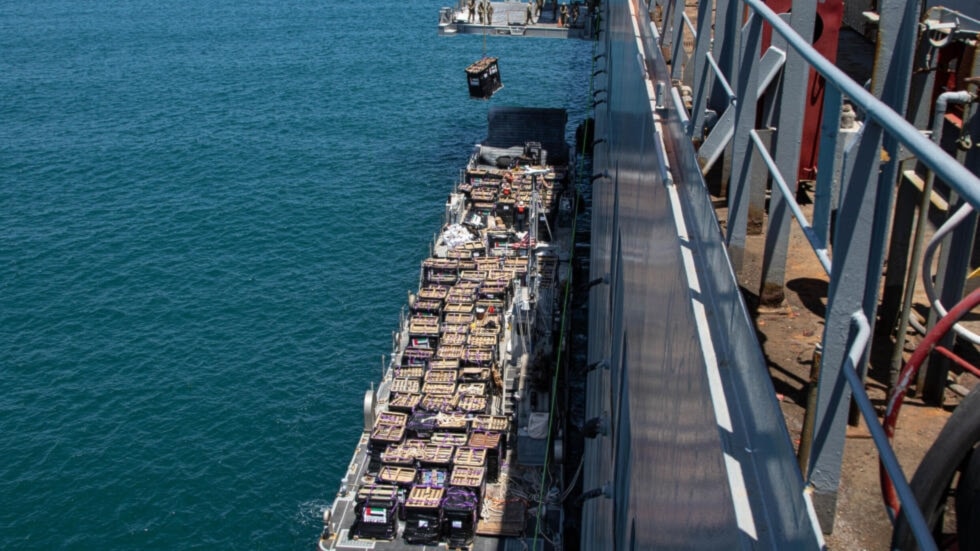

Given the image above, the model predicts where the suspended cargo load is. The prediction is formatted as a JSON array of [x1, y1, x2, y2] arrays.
[[465, 57, 502, 99]]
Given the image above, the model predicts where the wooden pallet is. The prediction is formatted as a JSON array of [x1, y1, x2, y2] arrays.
[[436, 345, 464, 360], [502, 258, 528, 273], [457, 395, 488, 413], [486, 269, 514, 281], [459, 270, 487, 283], [370, 423, 405, 443], [419, 444, 455, 465], [419, 285, 449, 298], [380, 448, 415, 466], [381, 439, 426, 465], [421, 381, 456, 395], [431, 432, 468, 447], [467, 334, 497, 347], [375, 411, 407, 426], [446, 248, 473, 259], [389, 392, 422, 412], [450, 466, 485, 488], [429, 358, 460, 370], [426, 273, 459, 284], [377, 465, 416, 486], [444, 302, 475, 315], [355, 484, 399, 504], [390, 378, 421, 394], [470, 189, 497, 202], [443, 313, 473, 325], [459, 367, 491, 382], [409, 317, 440, 337], [424, 369, 458, 384], [440, 323, 469, 335], [453, 446, 487, 467], [462, 348, 495, 364], [420, 393, 459, 413], [474, 257, 504, 269], [440, 332, 467, 346], [468, 431, 503, 450], [394, 366, 424, 379], [456, 382, 487, 396], [452, 281, 480, 291], [435, 412, 469, 431], [406, 486, 445, 509], [402, 347, 435, 361], [423, 258, 459, 270], [471, 415, 509, 432], [411, 298, 443, 312]]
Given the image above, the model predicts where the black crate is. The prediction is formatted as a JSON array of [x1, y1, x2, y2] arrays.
[[442, 487, 479, 547], [465, 57, 502, 99]]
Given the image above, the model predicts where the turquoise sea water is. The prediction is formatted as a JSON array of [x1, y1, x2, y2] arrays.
[[0, 1, 590, 548]]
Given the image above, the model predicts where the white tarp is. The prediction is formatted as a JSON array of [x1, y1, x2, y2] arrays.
[[443, 223, 476, 249], [527, 412, 549, 439]]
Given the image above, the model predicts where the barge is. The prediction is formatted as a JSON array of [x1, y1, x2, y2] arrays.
[[318, 107, 575, 550]]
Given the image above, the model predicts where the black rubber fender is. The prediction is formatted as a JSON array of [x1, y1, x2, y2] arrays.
[[892, 385, 980, 550], [955, 434, 980, 550]]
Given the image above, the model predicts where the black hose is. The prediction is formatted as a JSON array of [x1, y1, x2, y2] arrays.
[[892, 386, 980, 549], [955, 441, 980, 549]]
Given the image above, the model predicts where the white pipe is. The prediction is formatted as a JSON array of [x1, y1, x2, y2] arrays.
[[915, 91, 978, 345]]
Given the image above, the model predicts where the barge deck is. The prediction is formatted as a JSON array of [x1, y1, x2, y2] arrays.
[[318, 107, 575, 551]]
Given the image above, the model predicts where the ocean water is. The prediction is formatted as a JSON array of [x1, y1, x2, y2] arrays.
[[0, 1, 591, 548]]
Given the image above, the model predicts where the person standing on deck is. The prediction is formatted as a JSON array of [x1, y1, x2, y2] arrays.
[[478, 0, 485, 24], [486, 2, 494, 25], [535, 0, 543, 19], [468, 0, 475, 22], [558, 3, 567, 27], [525, 1, 534, 25]]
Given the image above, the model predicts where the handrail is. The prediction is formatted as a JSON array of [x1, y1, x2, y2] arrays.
[[658, 0, 980, 548], [748, 129, 832, 274], [842, 312, 937, 551], [705, 52, 735, 102], [735, 3, 976, 549], [680, 10, 696, 40]]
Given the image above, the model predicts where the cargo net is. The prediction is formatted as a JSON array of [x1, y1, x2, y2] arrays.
[[476, 463, 544, 537]]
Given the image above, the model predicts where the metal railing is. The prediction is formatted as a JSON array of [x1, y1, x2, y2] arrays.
[[651, 0, 980, 547]]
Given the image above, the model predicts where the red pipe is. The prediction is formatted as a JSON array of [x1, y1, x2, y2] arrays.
[[933, 345, 980, 379], [880, 287, 980, 520]]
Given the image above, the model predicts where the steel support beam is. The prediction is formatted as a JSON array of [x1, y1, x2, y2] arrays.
[[726, 12, 762, 272], [807, 0, 923, 530], [689, 0, 713, 140], [757, 0, 815, 307]]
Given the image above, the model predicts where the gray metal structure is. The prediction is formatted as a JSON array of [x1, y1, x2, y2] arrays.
[[581, 0, 823, 548], [640, 0, 980, 547]]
